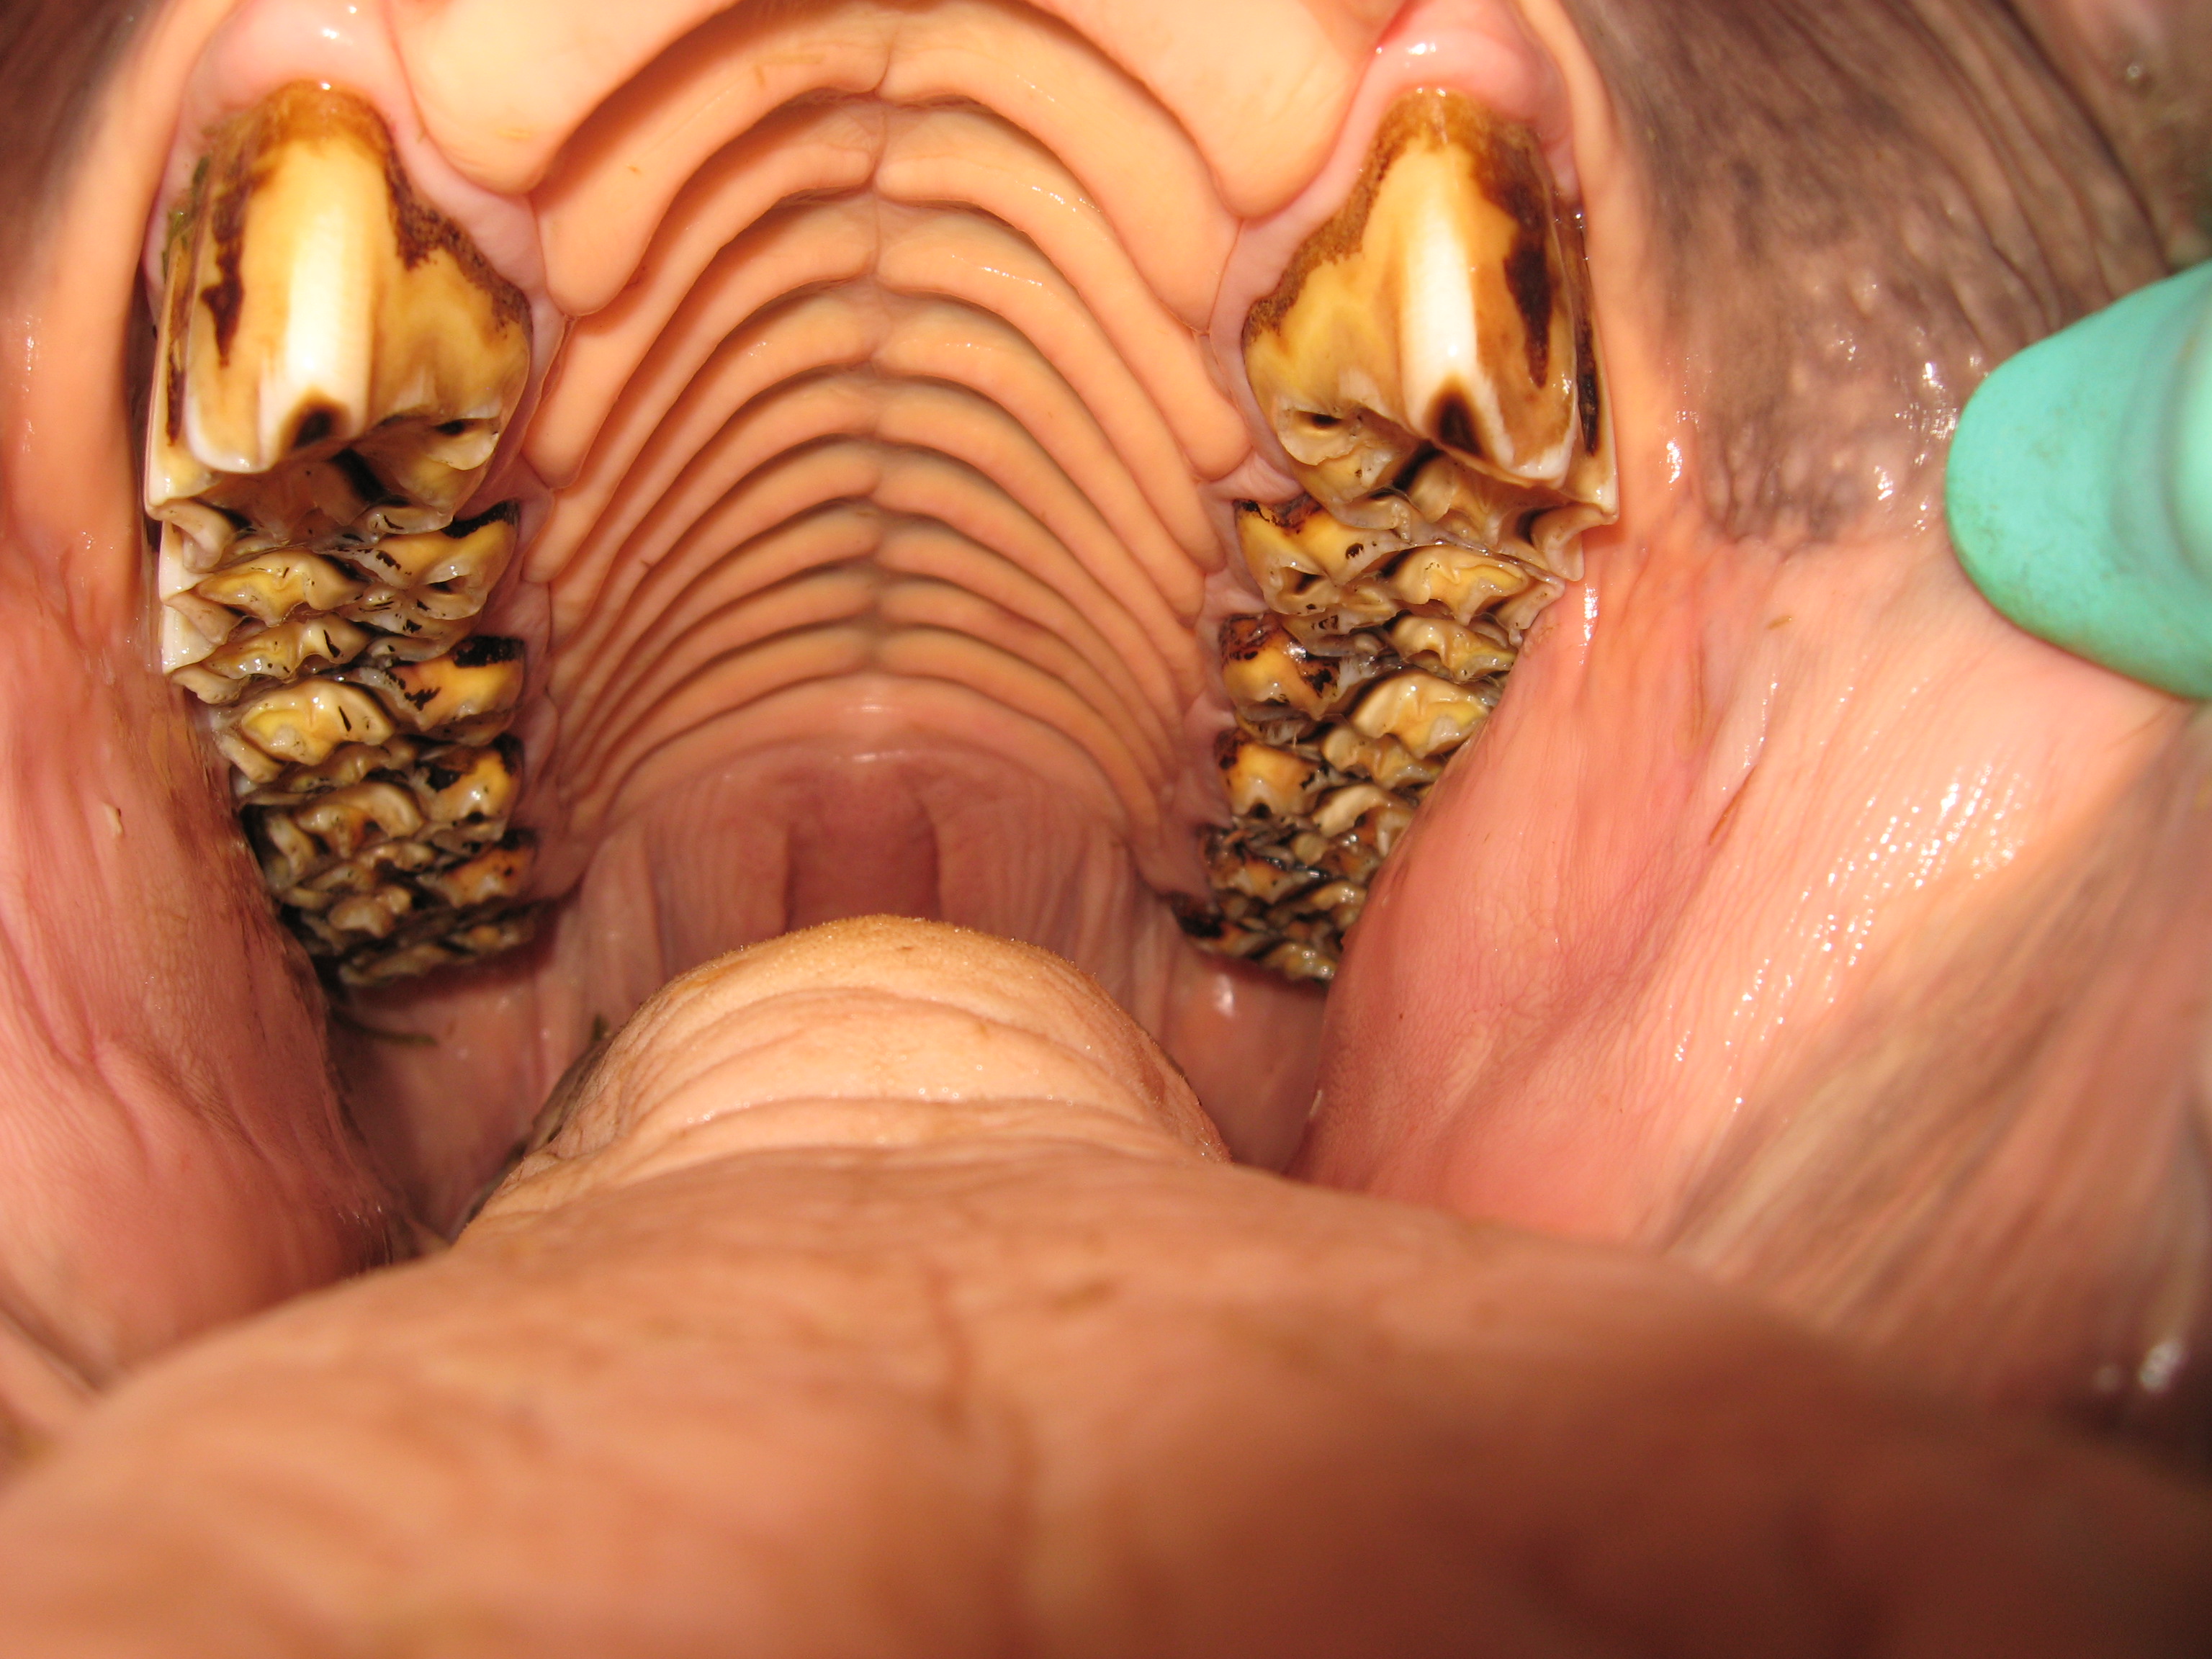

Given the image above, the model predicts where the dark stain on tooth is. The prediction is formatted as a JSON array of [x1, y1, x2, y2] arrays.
[[196, 138, 262, 364], [1470, 120, 1556, 388], [1169, 893, 1233, 944], [1503, 235, 1553, 385], [287, 83, 529, 333], [328, 1007, 439, 1047], [1387, 445, 1437, 496], [163, 163, 210, 442], [444, 500, 521, 537], [374, 113, 530, 336], [1575, 310, 1601, 454], [1555, 206, 1604, 454], [1431, 392, 1480, 458], [1248, 87, 1575, 402], [451, 636, 523, 668], [1249, 88, 1517, 346], [1218, 613, 1274, 663], [163, 351, 187, 445], [176, 84, 531, 377], [329, 448, 395, 508], [289, 405, 338, 452], [198, 220, 246, 362]]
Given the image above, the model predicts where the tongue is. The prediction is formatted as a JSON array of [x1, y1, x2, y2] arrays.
[[480, 915, 1224, 1220]]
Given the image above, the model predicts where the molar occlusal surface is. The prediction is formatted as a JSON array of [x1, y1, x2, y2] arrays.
[[144, 82, 544, 989], [1187, 86, 1614, 983]]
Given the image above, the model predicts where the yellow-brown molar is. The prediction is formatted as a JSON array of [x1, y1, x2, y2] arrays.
[[1318, 724, 1438, 793], [1241, 88, 1615, 568], [1187, 606, 1481, 982], [168, 615, 370, 706], [280, 827, 539, 989], [145, 84, 531, 585], [215, 680, 398, 782], [210, 637, 523, 779], [340, 507, 519, 633], [204, 634, 535, 984], [338, 634, 527, 735], [1217, 732, 1321, 819], [1233, 496, 1405, 632], [238, 737, 423, 804], [1237, 498, 1550, 647], [1346, 670, 1493, 760], [336, 907, 541, 990], [143, 80, 542, 988], [1179, 776, 1412, 984], [163, 505, 523, 709], [1388, 615, 1515, 683], [1221, 615, 1357, 725], [184, 549, 366, 628], [254, 738, 520, 853], [248, 733, 536, 986], [1184, 91, 1615, 985]]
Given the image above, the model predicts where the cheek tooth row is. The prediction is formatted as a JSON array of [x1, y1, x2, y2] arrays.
[[144, 84, 541, 986], [137, 70, 1605, 991], [1179, 90, 1619, 985]]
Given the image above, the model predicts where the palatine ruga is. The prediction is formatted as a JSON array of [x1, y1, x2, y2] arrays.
[[143, 81, 1614, 994]]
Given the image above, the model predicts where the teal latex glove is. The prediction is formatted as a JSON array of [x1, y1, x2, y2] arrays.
[[1947, 261, 2212, 698]]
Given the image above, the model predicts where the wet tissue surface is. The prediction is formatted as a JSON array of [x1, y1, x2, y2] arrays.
[[0, 0, 2206, 1649]]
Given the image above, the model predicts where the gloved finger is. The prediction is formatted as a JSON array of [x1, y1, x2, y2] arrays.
[[1948, 261, 2212, 696]]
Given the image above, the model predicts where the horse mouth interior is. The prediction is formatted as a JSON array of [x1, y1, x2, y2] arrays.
[[114, 0, 1619, 1219], [3, 0, 2206, 1461]]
